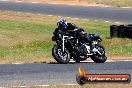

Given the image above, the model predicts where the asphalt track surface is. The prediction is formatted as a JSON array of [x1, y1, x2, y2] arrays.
[[0, 61, 132, 86], [0, 1, 132, 23]]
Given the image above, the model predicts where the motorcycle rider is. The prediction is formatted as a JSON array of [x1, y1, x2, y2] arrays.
[[53, 19, 90, 42]]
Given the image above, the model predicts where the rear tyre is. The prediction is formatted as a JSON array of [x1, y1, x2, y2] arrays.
[[91, 44, 107, 63], [52, 44, 70, 64]]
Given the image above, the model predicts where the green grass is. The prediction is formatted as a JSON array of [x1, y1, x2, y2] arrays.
[[0, 19, 54, 34], [102, 38, 132, 55], [0, 19, 108, 56], [0, 11, 131, 63]]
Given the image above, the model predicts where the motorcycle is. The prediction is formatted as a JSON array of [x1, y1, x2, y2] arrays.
[[52, 30, 107, 64]]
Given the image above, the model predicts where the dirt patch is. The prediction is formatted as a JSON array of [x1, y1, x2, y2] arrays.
[[0, 55, 54, 64], [85, 55, 132, 61], [108, 55, 132, 60], [13, 0, 108, 7], [19, 84, 132, 88], [0, 11, 58, 24]]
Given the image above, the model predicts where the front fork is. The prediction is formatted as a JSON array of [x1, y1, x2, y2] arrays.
[[62, 36, 69, 52]]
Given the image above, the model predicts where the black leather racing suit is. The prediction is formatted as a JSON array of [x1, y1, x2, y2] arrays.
[[53, 27, 90, 43]]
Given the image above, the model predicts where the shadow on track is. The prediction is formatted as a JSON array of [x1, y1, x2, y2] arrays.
[[47, 61, 95, 64], [33, 61, 95, 64]]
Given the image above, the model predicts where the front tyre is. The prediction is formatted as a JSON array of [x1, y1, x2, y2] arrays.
[[91, 44, 107, 63], [52, 44, 70, 64]]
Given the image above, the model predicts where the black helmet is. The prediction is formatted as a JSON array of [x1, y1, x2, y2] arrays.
[[57, 19, 68, 29]]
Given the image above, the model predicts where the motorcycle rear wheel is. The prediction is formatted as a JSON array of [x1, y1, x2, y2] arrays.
[[90, 44, 107, 63]]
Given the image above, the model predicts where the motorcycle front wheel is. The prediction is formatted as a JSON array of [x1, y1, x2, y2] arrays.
[[52, 44, 70, 64]]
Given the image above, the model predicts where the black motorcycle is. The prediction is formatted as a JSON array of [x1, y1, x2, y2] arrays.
[[52, 30, 107, 64]]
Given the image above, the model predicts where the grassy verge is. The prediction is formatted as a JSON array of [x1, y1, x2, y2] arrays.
[[0, 11, 132, 64]]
